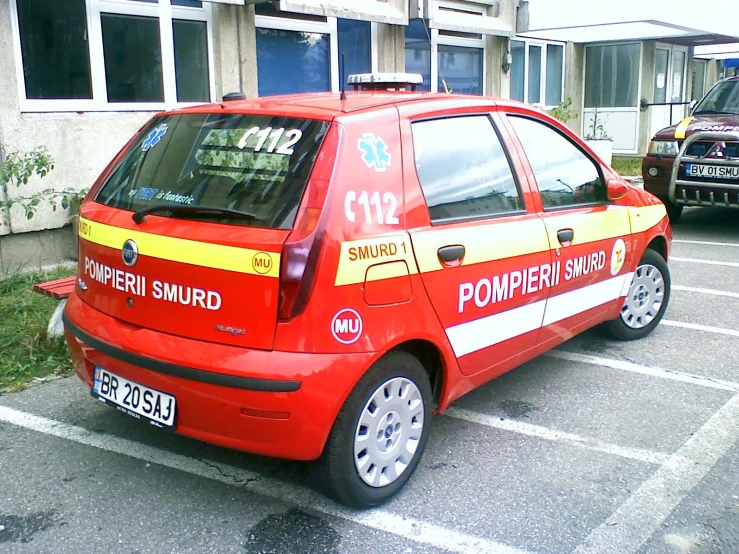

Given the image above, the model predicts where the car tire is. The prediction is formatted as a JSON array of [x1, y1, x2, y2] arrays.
[[319, 351, 432, 509], [661, 198, 683, 223], [603, 248, 671, 341]]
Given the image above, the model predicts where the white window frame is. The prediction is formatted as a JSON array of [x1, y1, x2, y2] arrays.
[[10, 0, 216, 113], [511, 37, 566, 108], [434, 29, 486, 95], [255, 12, 379, 94]]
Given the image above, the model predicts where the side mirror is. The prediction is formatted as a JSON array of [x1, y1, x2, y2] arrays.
[[607, 179, 629, 201], [689, 99, 698, 114]]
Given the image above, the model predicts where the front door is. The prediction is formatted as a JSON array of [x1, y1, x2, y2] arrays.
[[506, 114, 634, 346], [404, 113, 551, 376], [650, 43, 689, 137]]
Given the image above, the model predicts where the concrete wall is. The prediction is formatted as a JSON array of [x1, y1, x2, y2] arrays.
[[563, 42, 584, 133]]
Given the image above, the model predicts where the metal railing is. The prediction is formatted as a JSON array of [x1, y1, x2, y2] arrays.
[[669, 131, 739, 207], [640, 100, 692, 125]]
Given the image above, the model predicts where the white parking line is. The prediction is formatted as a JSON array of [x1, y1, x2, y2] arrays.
[[0, 405, 532, 554], [670, 256, 739, 268], [573, 393, 739, 554], [673, 239, 739, 248], [672, 285, 739, 299], [547, 351, 739, 392], [661, 319, 739, 338], [445, 408, 670, 465]]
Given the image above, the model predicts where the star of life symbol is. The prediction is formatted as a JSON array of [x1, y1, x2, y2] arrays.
[[358, 133, 391, 172], [142, 124, 168, 152]]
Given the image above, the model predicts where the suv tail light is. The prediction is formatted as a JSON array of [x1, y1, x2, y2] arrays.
[[279, 124, 341, 321]]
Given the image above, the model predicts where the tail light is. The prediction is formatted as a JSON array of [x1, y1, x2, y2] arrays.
[[279, 124, 341, 321]]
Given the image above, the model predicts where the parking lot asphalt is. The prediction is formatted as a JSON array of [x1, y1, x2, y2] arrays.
[[2, 206, 739, 554]]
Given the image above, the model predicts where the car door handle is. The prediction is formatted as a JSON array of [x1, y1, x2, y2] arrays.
[[557, 229, 574, 245], [437, 245, 465, 264]]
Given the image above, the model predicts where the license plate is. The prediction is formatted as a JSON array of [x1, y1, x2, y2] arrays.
[[686, 164, 739, 179], [92, 367, 176, 429]]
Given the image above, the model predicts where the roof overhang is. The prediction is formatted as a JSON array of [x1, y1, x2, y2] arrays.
[[695, 43, 739, 60], [519, 19, 739, 46]]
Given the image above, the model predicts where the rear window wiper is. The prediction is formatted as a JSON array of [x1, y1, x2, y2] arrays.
[[133, 205, 257, 224]]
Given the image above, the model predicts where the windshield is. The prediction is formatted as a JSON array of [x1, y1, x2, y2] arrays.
[[95, 113, 329, 229], [693, 80, 739, 116]]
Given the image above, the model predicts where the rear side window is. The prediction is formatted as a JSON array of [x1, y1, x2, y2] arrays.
[[96, 114, 329, 228], [508, 116, 605, 209], [411, 115, 523, 223]]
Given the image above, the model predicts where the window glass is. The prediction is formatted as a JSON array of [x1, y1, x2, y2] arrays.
[[405, 20, 431, 92], [438, 45, 483, 95], [102, 14, 164, 102], [338, 19, 372, 87], [692, 60, 706, 102], [173, 0, 202, 6], [173, 20, 210, 102], [96, 114, 329, 229], [671, 50, 686, 102], [256, 29, 330, 96], [17, 0, 92, 100], [528, 45, 542, 104], [509, 116, 605, 209], [510, 40, 525, 102], [584, 43, 640, 108], [654, 49, 669, 104], [545, 44, 564, 106], [411, 116, 523, 223]]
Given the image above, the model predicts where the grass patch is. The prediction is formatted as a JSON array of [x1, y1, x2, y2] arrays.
[[0, 267, 76, 393], [611, 156, 643, 177]]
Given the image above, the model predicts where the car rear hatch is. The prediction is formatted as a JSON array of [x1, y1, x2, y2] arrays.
[[78, 111, 330, 349]]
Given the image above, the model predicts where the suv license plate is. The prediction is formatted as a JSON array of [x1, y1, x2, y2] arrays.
[[686, 164, 739, 179], [92, 367, 176, 429]]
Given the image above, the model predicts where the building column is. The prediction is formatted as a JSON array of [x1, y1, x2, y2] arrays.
[[563, 42, 584, 133], [377, 24, 405, 73], [486, 35, 510, 98], [212, 4, 258, 99]]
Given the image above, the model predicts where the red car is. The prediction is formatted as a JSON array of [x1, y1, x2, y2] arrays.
[[643, 76, 739, 222], [64, 74, 672, 508]]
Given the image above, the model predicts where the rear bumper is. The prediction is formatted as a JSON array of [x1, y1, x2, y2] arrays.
[[63, 293, 377, 460]]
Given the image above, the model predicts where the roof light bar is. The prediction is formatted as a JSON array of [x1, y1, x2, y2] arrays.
[[347, 73, 424, 92]]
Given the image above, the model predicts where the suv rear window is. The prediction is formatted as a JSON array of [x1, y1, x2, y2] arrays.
[[95, 114, 329, 228]]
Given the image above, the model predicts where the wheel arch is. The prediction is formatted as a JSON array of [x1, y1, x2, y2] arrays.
[[646, 235, 668, 261], [389, 339, 446, 409]]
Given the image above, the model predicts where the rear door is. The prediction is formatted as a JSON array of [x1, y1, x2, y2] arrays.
[[505, 114, 633, 345], [78, 112, 329, 350], [403, 112, 552, 376]]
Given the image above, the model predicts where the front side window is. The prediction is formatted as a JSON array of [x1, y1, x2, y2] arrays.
[[411, 116, 523, 223], [509, 116, 605, 209], [96, 114, 329, 229]]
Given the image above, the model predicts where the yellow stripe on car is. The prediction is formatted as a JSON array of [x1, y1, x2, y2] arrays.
[[78, 217, 281, 277], [629, 203, 667, 233], [674, 117, 694, 140], [411, 218, 550, 273], [334, 235, 418, 286]]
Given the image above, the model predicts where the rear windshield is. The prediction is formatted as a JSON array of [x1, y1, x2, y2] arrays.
[[95, 113, 329, 228]]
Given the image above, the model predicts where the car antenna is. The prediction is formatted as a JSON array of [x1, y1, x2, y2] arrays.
[[340, 54, 347, 100]]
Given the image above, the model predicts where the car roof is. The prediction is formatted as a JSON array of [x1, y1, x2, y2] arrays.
[[167, 91, 538, 121]]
